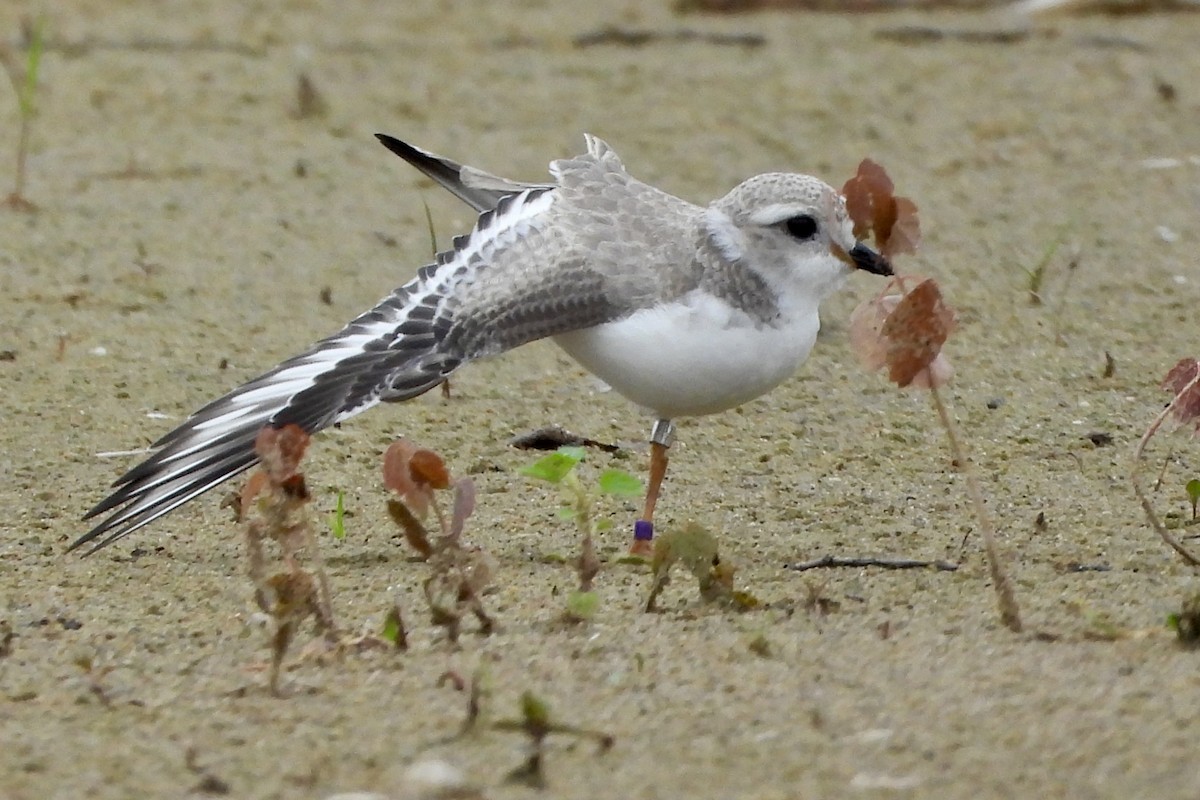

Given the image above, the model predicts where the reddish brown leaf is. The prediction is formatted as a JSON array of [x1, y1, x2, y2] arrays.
[[253, 424, 310, 485], [388, 498, 433, 558], [279, 474, 309, 501], [1161, 358, 1200, 431], [382, 439, 417, 493], [841, 159, 921, 257], [409, 449, 452, 490], [382, 439, 430, 517], [842, 159, 893, 242], [880, 279, 956, 388]]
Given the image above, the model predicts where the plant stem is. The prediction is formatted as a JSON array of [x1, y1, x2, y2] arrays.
[[14, 114, 28, 199], [1131, 370, 1200, 566], [429, 492, 449, 539], [565, 472, 592, 540], [930, 385, 1023, 632]]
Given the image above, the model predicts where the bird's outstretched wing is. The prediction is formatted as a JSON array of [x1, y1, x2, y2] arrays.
[[76, 184, 558, 554]]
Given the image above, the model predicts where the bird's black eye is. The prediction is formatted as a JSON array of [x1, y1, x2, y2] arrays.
[[784, 215, 818, 240]]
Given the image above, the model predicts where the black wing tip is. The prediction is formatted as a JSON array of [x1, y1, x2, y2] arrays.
[[67, 524, 114, 556], [73, 499, 130, 555], [375, 132, 415, 159]]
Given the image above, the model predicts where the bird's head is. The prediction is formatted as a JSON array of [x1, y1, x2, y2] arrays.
[[704, 173, 892, 309]]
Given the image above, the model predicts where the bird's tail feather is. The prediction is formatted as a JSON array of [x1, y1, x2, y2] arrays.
[[374, 133, 548, 214]]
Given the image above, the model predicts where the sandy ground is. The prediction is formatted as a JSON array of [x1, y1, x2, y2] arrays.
[[2, 1, 1199, 798]]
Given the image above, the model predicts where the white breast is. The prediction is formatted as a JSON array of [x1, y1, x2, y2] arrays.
[[553, 289, 819, 419]]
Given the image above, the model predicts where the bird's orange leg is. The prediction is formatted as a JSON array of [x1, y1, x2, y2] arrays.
[[630, 419, 673, 557]]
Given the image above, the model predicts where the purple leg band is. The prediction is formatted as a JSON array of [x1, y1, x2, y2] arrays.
[[634, 519, 654, 541]]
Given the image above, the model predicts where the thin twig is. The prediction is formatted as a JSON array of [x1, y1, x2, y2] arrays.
[[787, 555, 959, 571], [1131, 369, 1200, 566], [1152, 443, 1176, 491], [931, 385, 1023, 632]]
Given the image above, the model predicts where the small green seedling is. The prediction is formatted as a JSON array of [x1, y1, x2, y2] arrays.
[[380, 601, 408, 650], [645, 521, 757, 613], [521, 446, 642, 532], [2, 16, 44, 211], [495, 689, 614, 789], [1023, 224, 1068, 306], [1168, 592, 1200, 647], [521, 446, 642, 620], [328, 489, 347, 539], [1186, 479, 1200, 522], [564, 590, 600, 620]]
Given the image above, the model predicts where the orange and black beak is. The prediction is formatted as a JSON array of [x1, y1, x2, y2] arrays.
[[848, 242, 893, 276]]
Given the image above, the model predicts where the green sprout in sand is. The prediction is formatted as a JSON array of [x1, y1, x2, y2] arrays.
[[2, 16, 44, 211], [496, 689, 613, 789], [521, 446, 642, 620], [328, 489, 347, 539], [645, 521, 758, 613]]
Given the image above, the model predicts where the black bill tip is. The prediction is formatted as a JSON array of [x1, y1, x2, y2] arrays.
[[849, 242, 893, 276]]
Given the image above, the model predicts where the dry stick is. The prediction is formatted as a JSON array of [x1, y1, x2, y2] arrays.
[[930, 384, 1023, 632], [787, 555, 959, 572], [1152, 443, 1176, 492], [1131, 370, 1200, 566]]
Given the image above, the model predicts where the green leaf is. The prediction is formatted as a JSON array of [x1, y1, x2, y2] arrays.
[[381, 605, 406, 648], [598, 468, 642, 497], [19, 18, 44, 119], [1187, 478, 1200, 510], [520, 447, 584, 483], [565, 590, 600, 621], [520, 690, 551, 729], [555, 506, 579, 521], [655, 522, 719, 580], [329, 490, 346, 539]]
